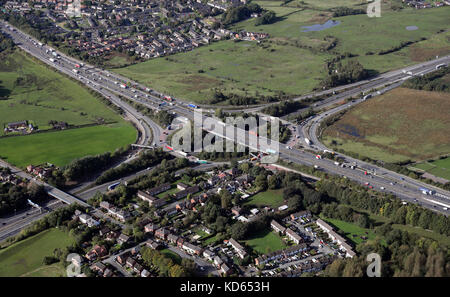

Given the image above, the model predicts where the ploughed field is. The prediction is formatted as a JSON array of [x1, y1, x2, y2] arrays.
[[321, 88, 450, 163]]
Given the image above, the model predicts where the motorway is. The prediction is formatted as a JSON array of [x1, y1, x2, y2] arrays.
[[1, 21, 449, 216]]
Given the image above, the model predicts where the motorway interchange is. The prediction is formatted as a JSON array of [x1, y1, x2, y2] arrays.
[[1, 20, 449, 222]]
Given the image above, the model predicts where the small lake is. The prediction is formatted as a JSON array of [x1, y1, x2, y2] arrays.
[[301, 20, 341, 32], [406, 26, 419, 31]]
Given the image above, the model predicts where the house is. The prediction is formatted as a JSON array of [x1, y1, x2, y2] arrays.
[[203, 249, 215, 261], [86, 245, 107, 261], [79, 214, 100, 227], [176, 237, 185, 248], [220, 263, 231, 275], [317, 219, 355, 258], [99, 226, 111, 236], [213, 256, 223, 268], [103, 268, 113, 277], [155, 228, 170, 240], [173, 185, 200, 200], [286, 228, 303, 244], [229, 238, 247, 259], [231, 206, 242, 216], [126, 257, 136, 268], [134, 263, 144, 274], [182, 242, 204, 256], [131, 246, 141, 255], [144, 223, 159, 233], [116, 253, 129, 266], [137, 190, 158, 205], [146, 183, 171, 196], [290, 210, 311, 221], [145, 239, 162, 250], [271, 220, 286, 234], [117, 233, 130, 245], [167, 233, 179, 245], [255, 243, 308, 266], [90, 262, 106, 274]]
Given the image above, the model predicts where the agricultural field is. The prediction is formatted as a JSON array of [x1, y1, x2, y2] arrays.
[[412, 157, 450, 181], [243, 189, 285, 208], [114, 3, 450, 105], [0, 228, 74, 277], [0, 50, 137, 167], [244, 229, 288, 254], [0, 123, 136, 168], [322, 88, 450, 163], [113, 39, 329, 104], [321, 217, 377, 246]]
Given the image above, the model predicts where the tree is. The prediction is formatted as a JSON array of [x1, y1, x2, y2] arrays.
[[220, 189, 232, 209], [255, 173, 268, 191]]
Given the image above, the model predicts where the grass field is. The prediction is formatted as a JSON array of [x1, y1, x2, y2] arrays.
[[0, 50, 137, 167], [0, 123, 136, 168], [322, 88, 450, 163], [0, 50, 128, 134], [244, 189, 285, 208], [113, 5, 450, 105], [321, 217, 377, 246], [244, 229, 288, 254], [114, 39, 330, 104], [0, 228, 74, 277], [412, 157, 450, 181]]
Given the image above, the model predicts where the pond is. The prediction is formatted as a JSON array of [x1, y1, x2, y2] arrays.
[[301, 20, 341, 32], [406, 25, 419, 31]]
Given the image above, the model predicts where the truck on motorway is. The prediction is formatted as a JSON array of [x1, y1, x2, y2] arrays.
[[120, 83, 127, 89], [305, 138, 311, 145], [363, 94, 372, 100], [188, 104, 198, 109], [72, 69, 79, 74], [49, 58, 55, 63], [436, 63, 447, 70], [164, 96, 173, 101], [419, 187, 435, 195], [315, 155, 322, 160], [108, 182, 121, 191], [75, 64, 81, 68], [197, 160, 208, 164]]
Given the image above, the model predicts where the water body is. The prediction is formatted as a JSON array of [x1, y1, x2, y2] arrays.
[[301, 20, 341, 32], [406, 26, 419, 31]]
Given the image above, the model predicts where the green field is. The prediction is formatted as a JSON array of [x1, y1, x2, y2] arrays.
[[321, 217, 377, 246], [0, 50, 129, 134], [244, 229, 288, 254], [114, 39, 329, 104], [412, 157, 450, 181], [244, 189, 285, 208], [0, 228, 74, 277], [0, 50, 137, 167], [322, 88, 450, 163], [0, 123, 136, 168], [113, 4, 449, 105]]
